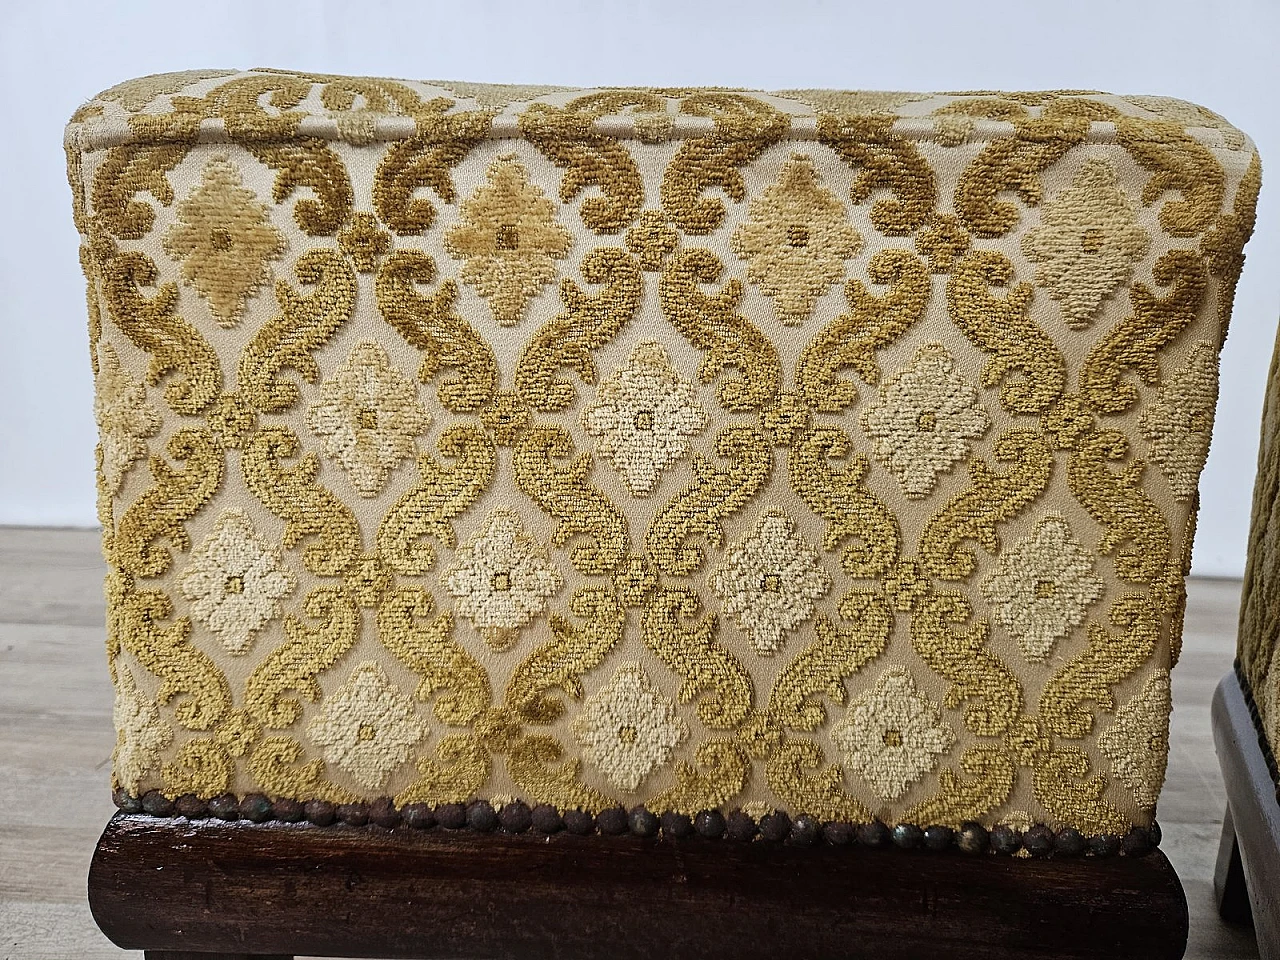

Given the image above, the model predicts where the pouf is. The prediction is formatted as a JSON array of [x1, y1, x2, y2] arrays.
[[1213, 315, 1280, 952], [67, 69, 1260, 960]]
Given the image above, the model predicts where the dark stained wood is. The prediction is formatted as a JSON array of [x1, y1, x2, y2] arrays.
[[145, 953, 291, 960], [89, 811, 1188, 960], [1214, 803, 1253, 925], [1213, 670, 1280, 956]]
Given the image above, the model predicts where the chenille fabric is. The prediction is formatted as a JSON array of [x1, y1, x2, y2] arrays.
[[1238, 319, 1280, 760], [66, 69, 1261, 833]]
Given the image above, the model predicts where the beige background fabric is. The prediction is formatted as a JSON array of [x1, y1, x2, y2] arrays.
[[67, 70, 1261, 831]]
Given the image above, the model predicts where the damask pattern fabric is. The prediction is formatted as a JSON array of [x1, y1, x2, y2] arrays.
[[65, 69, 1261, 834], [1239, 321, 1280, 761]]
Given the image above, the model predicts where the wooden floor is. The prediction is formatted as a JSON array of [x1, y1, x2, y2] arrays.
[[0, 526, 1261, 960]]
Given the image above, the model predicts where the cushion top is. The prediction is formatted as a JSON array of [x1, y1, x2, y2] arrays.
[[66, 68, 1252, 154]]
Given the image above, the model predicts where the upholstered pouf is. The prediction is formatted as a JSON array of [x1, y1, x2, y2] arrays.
[[67, 70, 1260, 960], [1215, 316, 1280, 955]]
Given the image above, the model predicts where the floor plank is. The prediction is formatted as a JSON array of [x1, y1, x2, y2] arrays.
[[0, 526, 105, 628], [0, 530, 1258, 960]]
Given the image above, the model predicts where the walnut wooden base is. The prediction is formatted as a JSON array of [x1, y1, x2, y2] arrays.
[[89, 810, 1188, 960], [1213, 669, 1280, 957]]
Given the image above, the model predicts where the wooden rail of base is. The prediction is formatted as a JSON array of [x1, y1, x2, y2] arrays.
[[88, 810, 1188, 960]]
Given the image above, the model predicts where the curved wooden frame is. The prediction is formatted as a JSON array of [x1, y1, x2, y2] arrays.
[[1213, 669, 1280, 956], [89, 812, 1188, 960]]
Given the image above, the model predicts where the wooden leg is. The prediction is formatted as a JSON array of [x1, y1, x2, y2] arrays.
[[144, 954, 292, 960], [1214, 803, 1253, 925], [1213, 670, 1280, 959]]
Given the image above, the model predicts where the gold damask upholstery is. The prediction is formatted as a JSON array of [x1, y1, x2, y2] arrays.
[[66, 69, 1261, 838], [1238, 322, 1280, 762]]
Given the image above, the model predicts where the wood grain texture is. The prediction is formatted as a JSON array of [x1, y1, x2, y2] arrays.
[[0, 526, 107, 626], [1213, 671, 1280, 959], [89, 812, 1188, 960]]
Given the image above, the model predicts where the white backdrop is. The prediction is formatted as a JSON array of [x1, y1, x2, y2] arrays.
[[1, 0, 1276, 576]]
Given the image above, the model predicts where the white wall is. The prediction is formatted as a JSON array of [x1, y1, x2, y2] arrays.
[[2, 0, 1276, 576]]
